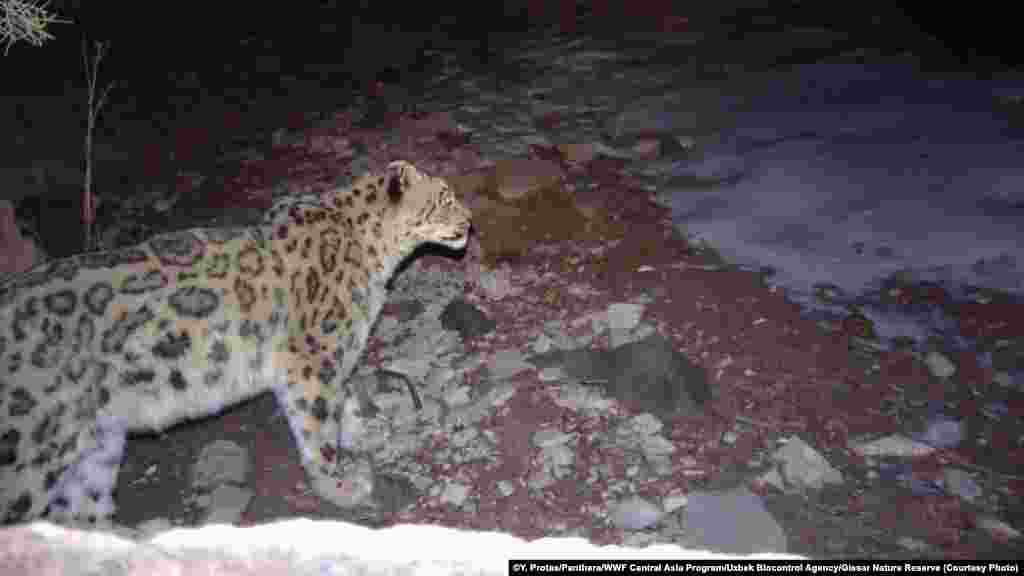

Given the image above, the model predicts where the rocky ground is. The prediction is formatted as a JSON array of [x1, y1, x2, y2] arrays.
[[4, 7, 1023, 560]]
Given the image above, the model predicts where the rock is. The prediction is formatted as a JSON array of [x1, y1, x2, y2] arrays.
[[440, 298, 496, 340], [533, 443, 575, 486], [191, 440, 250, 489], [990, 339, 1024, 374], [919, 416, 964, 449], [527, 333, 710, 419], [626, 413, 663, 436], [532, 429, 576, 449], [770, 437, 843, 491], [606, 302, 645, 347], [497, 481, 516, 497], [976, 516, 1022, 543], [896, 536, 932, 553], [373, 474, 419, 516], [442, 384, 472, 408], [605, 332, 711, 419], [663, 494, 689, 514], [202, 485, 253, 525], [992, 371, 1015, 389], [851, 435, 935, 458], [684, 487, 788, 554], [390, 300, 425, 323], [942, 468, 981, 503], [632, 139, 661, 158], [924, 350, 957, 379], [639, 435, 676, 459], [477, 266, 518, 301], [759, 467, 786, 492], [487, 349, 532, 380], [608, 497, 663, 530], [439, 482, 471, 507]]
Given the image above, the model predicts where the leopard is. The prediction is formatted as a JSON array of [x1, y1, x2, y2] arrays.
[[0, 160, 471, 526]]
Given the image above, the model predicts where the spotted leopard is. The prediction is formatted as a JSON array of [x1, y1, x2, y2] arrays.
[[0, 160, 471, 525]]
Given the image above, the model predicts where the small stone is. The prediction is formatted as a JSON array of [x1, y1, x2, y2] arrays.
[[632, 139, 661, 158], [497, 481, 517, 497], [607, 302, 644, 333], [992, 371, 1014, 388], [538, 365, 567, 381], [897, 537, 932, 553], [202, 485, 253, 525], [478, 266, 517, 301], [772, 437, 843, 491], [759, 467, 785, 491], [487, 349, 531, 380], [608, 497, 663, 530], [440, 299, 496, 339], [630, 413, 663, 435], [663, 494, 689, 513], [851, 435, 935, 458], [640, 435, 676, 457], [540, 444, 575, 479], [684, 487, 788, 554], [942, 468, 981, 503], [443, 386, 471, 407], [649, 456, 673, 476], [976, 515, 1022, 542], [192, 440, 250, 489], [439, 482, 471, 507], [533, 428, 574, 448], [924, 350, 956, 379], [603, 332, 711, 419], [450, 427, 478, 448], [920, 416, 964, 449]]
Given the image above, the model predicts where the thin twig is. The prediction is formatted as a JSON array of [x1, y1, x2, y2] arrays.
[[82, 39, 113, 251]]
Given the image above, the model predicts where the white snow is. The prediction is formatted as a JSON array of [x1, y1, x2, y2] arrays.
[[660, 61, 1024, 353]]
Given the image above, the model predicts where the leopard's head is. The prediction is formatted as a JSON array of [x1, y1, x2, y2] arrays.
[[384, 161, 471, 253]]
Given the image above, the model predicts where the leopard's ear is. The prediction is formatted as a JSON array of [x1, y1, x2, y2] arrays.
[[386, 160, 414, 173], [386, 160, 415, 181], [385, 161, 418, 204], [385, 165, 405, 205]]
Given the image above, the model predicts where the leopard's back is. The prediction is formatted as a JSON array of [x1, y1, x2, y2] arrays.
[[0, 226, 289, 523]]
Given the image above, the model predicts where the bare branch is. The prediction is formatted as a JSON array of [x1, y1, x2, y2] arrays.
[[1, 0, 69, 54]]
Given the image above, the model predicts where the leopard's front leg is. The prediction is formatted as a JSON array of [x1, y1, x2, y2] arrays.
[[273, 353, 376, 510]]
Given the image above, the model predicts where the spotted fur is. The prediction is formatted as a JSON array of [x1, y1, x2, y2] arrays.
[[0, 161, 471, 525]]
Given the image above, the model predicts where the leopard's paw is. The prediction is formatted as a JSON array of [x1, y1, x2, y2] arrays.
[[307, 456, 376, 510]]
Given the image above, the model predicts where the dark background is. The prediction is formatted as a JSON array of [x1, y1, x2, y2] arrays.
[[11, 2, 1020, 95], [5, 1, 1018, 257]]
